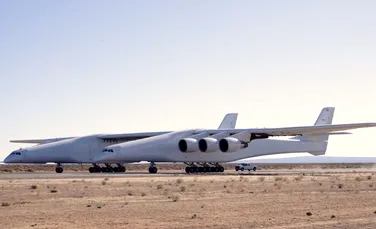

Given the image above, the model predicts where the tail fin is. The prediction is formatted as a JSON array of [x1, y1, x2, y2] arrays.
[[295, 107, 335, 155], [218, 113, 238, 129]]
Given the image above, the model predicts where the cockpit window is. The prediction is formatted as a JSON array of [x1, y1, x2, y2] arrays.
[[102, 149, 114, 152], [10, 152, 21, 155]]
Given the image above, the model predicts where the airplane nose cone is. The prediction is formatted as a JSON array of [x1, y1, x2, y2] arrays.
[[3, 156, 10, 163]]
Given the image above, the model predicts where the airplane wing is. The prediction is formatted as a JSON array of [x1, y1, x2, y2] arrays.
[[206, 123, 376, 137], [9, 137, 75, 144], [98, 131, 171, 141], [98, 112, 239, 141]]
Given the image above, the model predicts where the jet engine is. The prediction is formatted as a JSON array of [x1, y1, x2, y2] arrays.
[[178, 138, 199, 153], [219, 137, 248, 153], [198, 137, 219, 153]]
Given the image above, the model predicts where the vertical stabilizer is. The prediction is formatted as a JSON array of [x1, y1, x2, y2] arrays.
[[295, 107, 335, 155], [218, 113, 238, 129]]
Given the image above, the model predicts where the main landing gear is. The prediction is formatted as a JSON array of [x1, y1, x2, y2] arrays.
[[184, 163, 225, 174], [55, 163, 63, 173], [88, 163, 126, 173], [148, 162, 158, 174]]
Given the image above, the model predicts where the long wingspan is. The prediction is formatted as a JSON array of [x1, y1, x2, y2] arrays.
[[9, 137, 74, 144], [206, 122, 376, 137]]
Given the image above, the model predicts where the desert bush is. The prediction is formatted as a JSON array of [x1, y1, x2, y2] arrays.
[[30, 185, 38, 189], [180, 186, 186, 192], [258, 177, 265, 182], [141, 192, 146, 197], [176, 178, 183, 184], [1, 202, 10, 207], [274, 177, 283, 182], [157, 184, 163, 190], [50, 189, 58, 193], [102, 180, 107, 185], [171, 194, 180, 202], [355, 176, 363, 182]]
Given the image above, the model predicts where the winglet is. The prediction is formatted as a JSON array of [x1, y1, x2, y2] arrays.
[[218, 113, 238, 129]]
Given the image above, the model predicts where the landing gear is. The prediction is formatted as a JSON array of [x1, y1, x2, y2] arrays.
[[55, 163, 63, 173], [88, 163, 126, 173], [148, 162, 158, 174], [184, 163, 224, 174]]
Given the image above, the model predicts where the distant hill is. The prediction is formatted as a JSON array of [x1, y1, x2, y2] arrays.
[[237, 156, 376, 164]]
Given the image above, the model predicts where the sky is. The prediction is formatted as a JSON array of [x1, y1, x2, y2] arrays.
[[1, 0, 376, 160]]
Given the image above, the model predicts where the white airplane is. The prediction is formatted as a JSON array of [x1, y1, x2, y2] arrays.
[[3, 113, 238, 173], [94, 107, 376, 174]]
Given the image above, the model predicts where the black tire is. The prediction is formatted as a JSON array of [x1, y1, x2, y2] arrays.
[[89, 167, 94, 173], [241, 168, 244, 171], [248, 169, 251, 171], [219, 166, 224, 173], [185, 167, 190, 173], [149, 167, 158, 174], [253, 167, 257, 171], [55, 167, 63, 173], [121, 166, 126, 173]]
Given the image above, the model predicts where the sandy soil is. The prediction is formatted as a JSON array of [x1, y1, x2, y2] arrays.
[[1, 163, 374, 173], [0, 173, 376, 229]]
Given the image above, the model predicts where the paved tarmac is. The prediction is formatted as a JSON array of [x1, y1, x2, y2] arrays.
[[0, 167, 375, 179]]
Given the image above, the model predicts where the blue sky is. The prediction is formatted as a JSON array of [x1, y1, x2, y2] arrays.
[[1, 0, 376, 160]]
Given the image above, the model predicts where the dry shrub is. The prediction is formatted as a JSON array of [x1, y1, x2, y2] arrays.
[[274, 177, 283, 182], [157, 184, 163, 190], [104, 177, 110, 181], [355, 176, 363, 182], [338, 184, 344, 189], [127, 190, 133, 196], [171, 194, 180, 202], [180, 186, 186, 192], [102, 181, 107, 185], [176, 178, 183, 184], [50, 189, 58, 193], [258, 177, 265, 182], [141, 192, 146, 197], [30, 185, 38, 190]]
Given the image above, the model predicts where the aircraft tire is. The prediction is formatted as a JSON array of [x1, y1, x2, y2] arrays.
[[149, 167, 158, 174], [219, 166, 224, 173], [55, 167, 63, 173], [185, 167, 190, 173], [89, 167, 94, 173]]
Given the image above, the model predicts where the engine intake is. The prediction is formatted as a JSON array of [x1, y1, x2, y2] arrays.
[[219, 137, 248, 153], [198, 137, 219, 153], [178, 138, 199, 153]]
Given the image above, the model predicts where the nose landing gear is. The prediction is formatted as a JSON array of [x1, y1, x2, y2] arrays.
[[148, 162, 158, 174], [55, 163, 64, 173]]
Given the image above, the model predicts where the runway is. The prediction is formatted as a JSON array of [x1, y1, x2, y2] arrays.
[[1, 167, 375, 179]]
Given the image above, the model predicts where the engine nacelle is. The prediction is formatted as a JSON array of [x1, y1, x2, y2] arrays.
[[219, 137, 248, 153], [178, 138, 199, 153], [198, 137, 219, 153]]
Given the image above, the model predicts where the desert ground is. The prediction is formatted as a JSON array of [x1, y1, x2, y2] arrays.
[[0, 165, 376, 229]]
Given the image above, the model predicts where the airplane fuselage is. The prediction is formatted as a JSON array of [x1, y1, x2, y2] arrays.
[[94, 129, 326, 163]]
